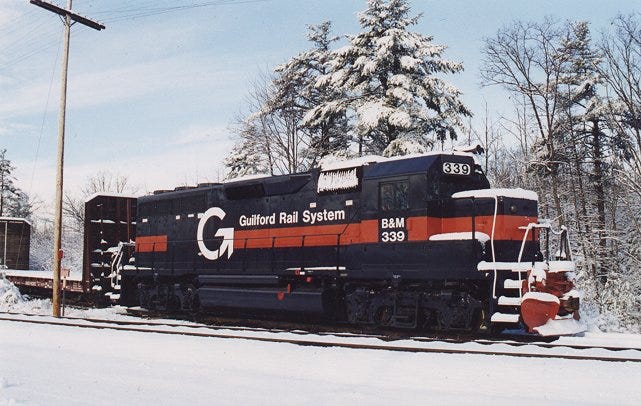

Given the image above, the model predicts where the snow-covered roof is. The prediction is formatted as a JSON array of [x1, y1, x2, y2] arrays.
[[0, 217, 31, 227], [452, 188, 538, 201], [84, 192, 137, 203]]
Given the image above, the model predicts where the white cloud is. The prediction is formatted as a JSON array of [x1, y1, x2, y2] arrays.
[[0, 2, 21, 30], [171, 124, 230, 146], [13, 123, 235, 213], [0, 54, 244, 118]]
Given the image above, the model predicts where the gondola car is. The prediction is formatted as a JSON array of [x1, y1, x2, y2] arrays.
[[117, 151, 584, 336]]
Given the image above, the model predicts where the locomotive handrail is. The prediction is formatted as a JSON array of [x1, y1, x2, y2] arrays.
[[455, 195, 499, 298], [490, 195, 498, 299]]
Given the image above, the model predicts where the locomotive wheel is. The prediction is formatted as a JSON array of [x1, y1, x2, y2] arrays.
[[374, 306, 393, 326], [469, 307, 484, 334], [166, 295, 181, 312]]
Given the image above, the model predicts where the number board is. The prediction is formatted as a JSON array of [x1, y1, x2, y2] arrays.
[[442, 162, 471, 176], [379, 217, 407, 243]]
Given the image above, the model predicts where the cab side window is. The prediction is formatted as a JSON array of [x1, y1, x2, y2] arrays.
[[380, 180, 409, 211]]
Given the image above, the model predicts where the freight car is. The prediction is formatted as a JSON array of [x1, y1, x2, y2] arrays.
[[0, 217, 30, 270], [112, 151, 584, 336], [4, 194, 136, 302]]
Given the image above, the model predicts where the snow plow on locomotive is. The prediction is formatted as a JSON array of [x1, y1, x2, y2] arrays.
[[109, 151, 584, 336]]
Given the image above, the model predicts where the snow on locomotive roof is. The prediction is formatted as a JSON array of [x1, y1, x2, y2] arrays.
[[452, 188, 538, 201], [223, 173, 271, 184], [319, 150, 474, 171], [320, 155, 385, 171]]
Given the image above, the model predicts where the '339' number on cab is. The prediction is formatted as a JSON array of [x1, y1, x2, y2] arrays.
[[381, 230, 406, 242], [442, 162, 471, 176]]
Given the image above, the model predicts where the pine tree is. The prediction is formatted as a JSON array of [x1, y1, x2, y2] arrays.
[[0, 149, 28, 218], [305, 0, 471, 154], [557, 22, 608, 292], [227, 23, 350, 178]]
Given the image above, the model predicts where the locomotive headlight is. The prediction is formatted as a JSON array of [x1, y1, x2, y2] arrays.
[[509, 203, 518, 214]]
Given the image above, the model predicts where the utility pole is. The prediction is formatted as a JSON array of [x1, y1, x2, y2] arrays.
[[30, 0, 104, 317]]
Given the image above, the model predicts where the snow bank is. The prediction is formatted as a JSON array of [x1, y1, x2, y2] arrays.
[[0, 275, 23, 308], [534, 317, 586, 336], [0, 274, 51, 313]]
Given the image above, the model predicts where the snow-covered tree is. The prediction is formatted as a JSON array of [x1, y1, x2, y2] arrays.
[[0, 149, 31, 219], [382, 135, 426, 157], [273, 22, 351, 166], [305, 0, 471, 155], [596, 13, 641, 327], [226, 71, 310, 178], [557, 21, 620, 293], [224, 129, 272, 179], [63, 170, 135, 233], [227, 23, 352, 178], [481, 16, 641, 330]]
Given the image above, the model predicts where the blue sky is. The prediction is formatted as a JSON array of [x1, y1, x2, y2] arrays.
[[0, 0, 639, 213]]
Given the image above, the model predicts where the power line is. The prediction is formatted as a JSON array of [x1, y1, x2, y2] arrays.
[[0, 0, 271, 71], [28, 35, 63, 198], [92, 0, 270, 23]]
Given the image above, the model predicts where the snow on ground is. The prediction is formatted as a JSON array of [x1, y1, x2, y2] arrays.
[[2, 318, 641, 406], [2, 277, 641, 405]]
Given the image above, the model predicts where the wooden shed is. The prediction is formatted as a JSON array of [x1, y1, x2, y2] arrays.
[[0, 217, 31, 270]]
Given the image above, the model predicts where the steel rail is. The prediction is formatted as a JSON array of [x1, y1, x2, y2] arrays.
[[1, 314, 639, 363], [0, 310, 387, 339]]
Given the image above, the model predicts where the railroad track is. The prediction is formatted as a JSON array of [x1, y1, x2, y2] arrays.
[[1, 311, 640, 363]]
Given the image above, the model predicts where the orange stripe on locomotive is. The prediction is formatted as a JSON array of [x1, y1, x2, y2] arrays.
[[230, 214, 537, 250]]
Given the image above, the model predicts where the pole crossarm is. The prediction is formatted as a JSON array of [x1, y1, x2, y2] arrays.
[[30, 0, 105, 31]]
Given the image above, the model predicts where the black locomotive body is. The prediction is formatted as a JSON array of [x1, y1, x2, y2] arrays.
[[119, 152, 568, 333]]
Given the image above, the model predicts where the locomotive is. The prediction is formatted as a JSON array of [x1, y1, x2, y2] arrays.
[[109, 151, 583, 336]]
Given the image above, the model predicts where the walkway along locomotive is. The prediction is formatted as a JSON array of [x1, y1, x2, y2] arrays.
[[110, 151, 584, 336]]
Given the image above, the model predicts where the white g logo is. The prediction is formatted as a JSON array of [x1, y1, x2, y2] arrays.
[[197, 207, 235, 260]]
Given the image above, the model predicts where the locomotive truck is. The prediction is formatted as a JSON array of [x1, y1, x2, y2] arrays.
[[103, 151, 584, 336]]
